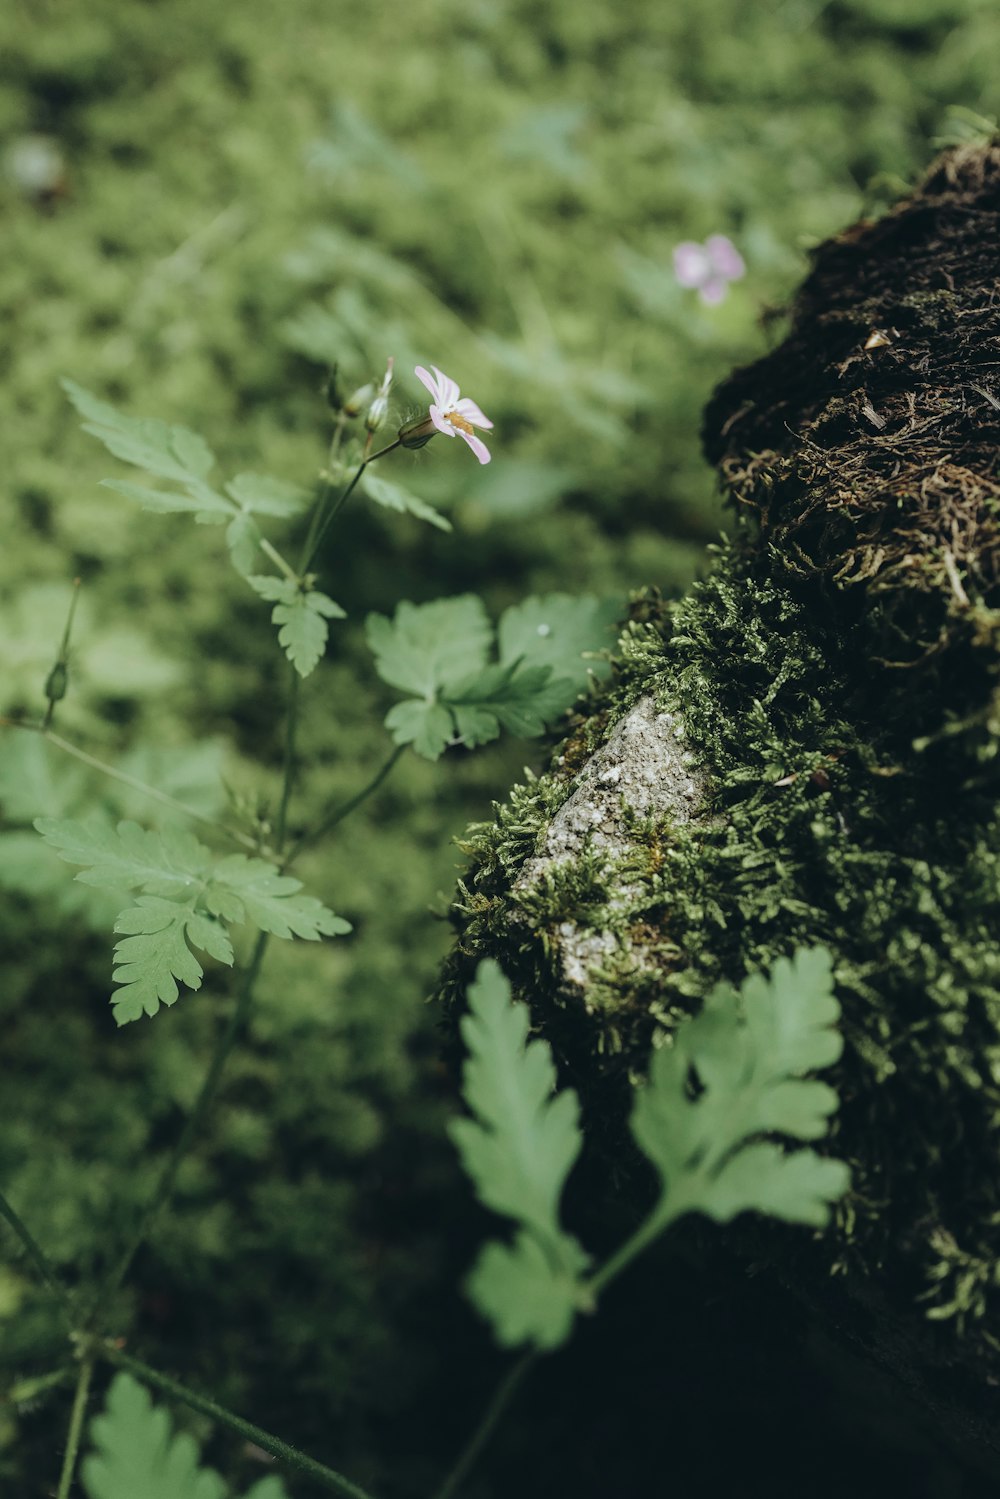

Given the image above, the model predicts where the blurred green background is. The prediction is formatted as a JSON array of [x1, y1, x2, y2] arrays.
[[2, 0, 998, 1494]]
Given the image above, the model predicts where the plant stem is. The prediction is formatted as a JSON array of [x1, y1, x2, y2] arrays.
[[282, 742, 406, 868], [0, 718, 259, 853], [94, 1342, 380, 1499], [432, 1351, 536, 1499], [0, 1188, 75, 1320], [56, 1356, 93, 1499], [87, 930, 270, 1329], [258, 536, 299, 583], [300, 438, 401, 576], [585, 1201, 681, 1298], [275, 664, 300, 851]]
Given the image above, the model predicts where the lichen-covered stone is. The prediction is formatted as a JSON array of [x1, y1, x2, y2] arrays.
[[439, 144, 1000, 1446]]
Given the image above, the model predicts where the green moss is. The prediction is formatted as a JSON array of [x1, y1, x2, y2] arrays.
[[441, 528, 1000, 1352]]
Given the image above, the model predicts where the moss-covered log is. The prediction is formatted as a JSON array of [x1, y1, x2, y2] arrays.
[[438, 144, 1000, 1470]]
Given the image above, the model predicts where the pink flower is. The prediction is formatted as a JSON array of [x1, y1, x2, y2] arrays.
[[673, 234, 745, 305], [413, 364, 494, 464]]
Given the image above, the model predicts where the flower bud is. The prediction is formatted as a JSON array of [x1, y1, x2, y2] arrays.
[[397, 414, 436, 450], [365, 357, 395, 433], [342, 381, 375, 418], [44, 661, 68, 704]]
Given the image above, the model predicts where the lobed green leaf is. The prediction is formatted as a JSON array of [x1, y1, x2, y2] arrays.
[[81, 1372, 289, 1499], [450, 961, 587, 1349], [630, 947, 850, 1229]]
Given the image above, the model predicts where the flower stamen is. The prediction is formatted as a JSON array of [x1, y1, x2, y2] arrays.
[[445, 411, 475, 436]]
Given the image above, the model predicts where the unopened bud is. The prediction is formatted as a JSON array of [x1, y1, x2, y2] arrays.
[[343, 381, 375, 418], [365, 357, 395, 433], [44, 661, 68, 704], [397, 414, 436, 450]]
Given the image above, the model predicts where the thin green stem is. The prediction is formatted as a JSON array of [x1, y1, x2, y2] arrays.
[[282, 743, 406, 868], [585, 1201, 682, 1299], [94, 1342, 380, 1499], [275, 664, 300, 851], [56, 1356, 93, 1499], [300, 438, 401, 576], [87, 931, 270, 1329], [432, 1351, 536, 1499], [0, 1188, 75, 1320], [0, 718, 259, 853], [258, 536, 299, 583]]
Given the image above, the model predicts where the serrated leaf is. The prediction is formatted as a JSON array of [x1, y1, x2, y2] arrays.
[[450, 960, 584, 1258], [700, 1141, 852, 1228], [81, 1372, 290, 1499], [449, 661, 573, 743], [466, 1230, 583, 1350], [110, 897, 232, 1025], [34, 817, 211, 897], [630, 947, 849, 1229], [365, 597, 492, 698], [226, 472, 311, 517], [207, 854, 351, 940], [367, 597, 583, 759], [247, 578, 346, 677], [63, 379, 217, 486], [101, 479, 233, 523], [360, 470, 451, 531]]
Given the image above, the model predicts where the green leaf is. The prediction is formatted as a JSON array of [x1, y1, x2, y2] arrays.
[[498, 593, 621, 693], [34, 817, 211, 896], [247, 577, 346, 677], [36, 815, 348, 1022], [110, 897, 232, 1025], [226, 513, 262, 576], [365, 596, 492, 699], [101, 479, 233, 524], [367, 597, 586, 760], [451, 960, 588, 1350], [226, 472, 311, 517], [449, 661, 572, 743], [630, 948, 850, 1230], [466, 1230, 583, 1351], [206, 854, 352, 940], [81, 1372, 290, 1499], [450, 960, 585, 1263], [63, 380, 217, 488], [384, 699, 455, 760], [360, 470, 451, 531]]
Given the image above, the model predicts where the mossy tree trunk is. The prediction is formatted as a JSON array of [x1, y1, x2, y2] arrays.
[[439, 145, 1000, 1473]]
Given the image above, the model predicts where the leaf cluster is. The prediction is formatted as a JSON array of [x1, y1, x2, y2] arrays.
[[452, 949, 849, 1351], [34, 817, 350, 1025], [365, 593, 620, 760]]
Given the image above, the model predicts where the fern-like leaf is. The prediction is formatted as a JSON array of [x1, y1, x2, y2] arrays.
[[631, 948, 850, 1229]]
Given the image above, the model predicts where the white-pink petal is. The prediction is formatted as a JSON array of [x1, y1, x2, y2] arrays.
[[705, 234, 745, 280], [429, 404, 455, 437], [414, 365, 444, 403], [430, 364, 461, 408], [673, 242, 711, 288], [455, 397, 494, 430], [460, 430, 491, 464], [699, 277, 727, 305]]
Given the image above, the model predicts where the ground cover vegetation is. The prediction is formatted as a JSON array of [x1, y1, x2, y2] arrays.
[[2, 0, 999, 1494]]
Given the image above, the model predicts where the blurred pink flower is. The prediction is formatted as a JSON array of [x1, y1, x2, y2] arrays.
[[673, 234, 745, 305], [414, 364, 494, 464]]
